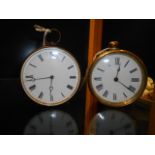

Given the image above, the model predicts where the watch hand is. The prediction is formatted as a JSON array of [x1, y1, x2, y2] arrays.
[[49, 75, 54, 101], [26, 76, 51, 81], [115, 64, 121, 78], [117, 80, 135, 93]]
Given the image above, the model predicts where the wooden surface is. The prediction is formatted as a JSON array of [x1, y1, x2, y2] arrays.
[[148, 101, 155, 134], [84, 19, 155, 135], [84, 19, 103, 134]]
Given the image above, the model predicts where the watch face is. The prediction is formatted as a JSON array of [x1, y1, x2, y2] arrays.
[[89, 51, 147, 107], [21, 47, 81, 106], [24, 110, 79, 135], [89, 110, 136, 135]]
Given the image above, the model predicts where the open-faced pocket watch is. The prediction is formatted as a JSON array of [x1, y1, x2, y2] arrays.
[[20, 25, 81, 106], [88, 41, 147, 107]]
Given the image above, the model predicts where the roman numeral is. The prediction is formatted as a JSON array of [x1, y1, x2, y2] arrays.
[[38, 54, 44, 61], [94, 77, 102, 81], [103, 90, 109, 97], [97, 68, 104, 72], [123, 92, 127, 98], [61, 92, 65, 98], [115, 57, 120, 65], [96, 84, 103, 91], [29, 63, 37, 68], [67, 85, 73, 90], [113, 93, 117, 100], [38, 92, 43, 99], [29, 85, 36, 91], [50, 95, 53, 101], [124, 60, 130, 68], [130, 68, 137, 73], [25, 75, 35, 81], [25, 75, 33, 79], [50, 52, 58, 59], [128, 85, 136, 93], [69, 76, 76, 79], [61, 56, 66, 62], [67, 65, 74, 70], [131, 78, 140, 82]]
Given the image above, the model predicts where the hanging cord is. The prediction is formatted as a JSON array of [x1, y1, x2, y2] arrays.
[[34, 24, 88, 91], [34, 24, 61, 46]]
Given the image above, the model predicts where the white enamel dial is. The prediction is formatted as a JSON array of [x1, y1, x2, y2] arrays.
[[89, 51, 147, 107], [21, 47, 81, 106], [24, 110, 79, 135], [89, 110, 136, 135]]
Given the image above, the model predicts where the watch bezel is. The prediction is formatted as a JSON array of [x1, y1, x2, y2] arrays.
[[20, 46, 81, 106], [88, 49, 148, 107]]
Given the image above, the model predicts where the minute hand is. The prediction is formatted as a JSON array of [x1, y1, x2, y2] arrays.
[[117, 80, 135, 93], [26, 76, 51, 81]]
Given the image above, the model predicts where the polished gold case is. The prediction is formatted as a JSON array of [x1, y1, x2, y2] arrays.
[[88, 47, 148, 107], [20, 46, 81, 106]]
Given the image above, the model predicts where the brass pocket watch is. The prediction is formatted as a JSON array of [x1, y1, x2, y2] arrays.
[[20, 25, 81, 106], [88, 41, 147, 107]]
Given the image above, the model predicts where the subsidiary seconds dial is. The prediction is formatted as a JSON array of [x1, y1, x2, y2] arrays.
[[89, 50, 147, 107], [21, 47, 81, 106]]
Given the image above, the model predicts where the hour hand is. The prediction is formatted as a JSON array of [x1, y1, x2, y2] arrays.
[[115, 64, 121, 78]]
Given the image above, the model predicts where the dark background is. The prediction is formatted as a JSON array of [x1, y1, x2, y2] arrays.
[[103, 19, 155, 79], [0, 19, 154, 134], [0, 20, 89, 134]]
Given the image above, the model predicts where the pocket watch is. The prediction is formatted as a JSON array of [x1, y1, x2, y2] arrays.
[[20, 26, 81, 106], [88, 41, 147, 107], [24, 110, 79, 135], [89, 110, 136, 135]]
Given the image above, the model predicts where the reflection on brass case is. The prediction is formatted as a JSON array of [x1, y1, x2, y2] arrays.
[[140, 77, 155, 104]]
